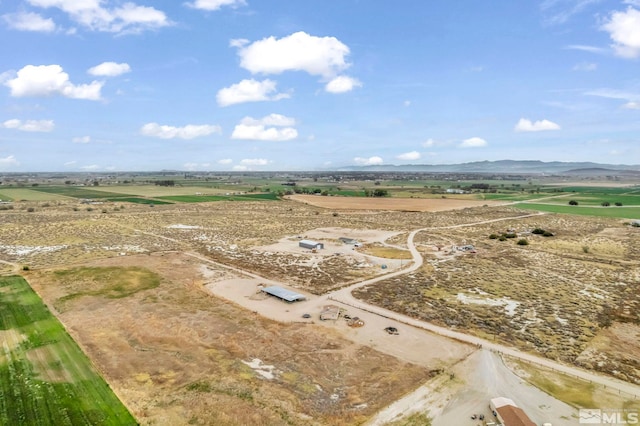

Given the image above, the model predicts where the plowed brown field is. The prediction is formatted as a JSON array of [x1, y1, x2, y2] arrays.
[[286, 195, 504, 211]]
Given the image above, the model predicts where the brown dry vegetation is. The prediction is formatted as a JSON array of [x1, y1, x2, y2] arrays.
[[354, 213, 640, 383], [26, 253, 433, 426], [287, 194, 503, 211], [2, 197, 640, 423]]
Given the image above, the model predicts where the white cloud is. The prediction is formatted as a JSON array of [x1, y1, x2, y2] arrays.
[[572, 62, 597, 71], [403, 100, 411, 107], [231, 114, 298, 141], [422, 138, 451, 148], [2, 12, 55, 32], [460, 137, 487, 148], [241, 113, 296, 127], [64, 160, 77, 166], [216, 79, 289, 106], [565, 44, 607, 54], [5, 64, 103, 100], [235, 31, 351, 78], [396, 151, 421, 161], [72, 136, 91, 143], [514, 118, 561, 132], [240, 158, 268, 166], [325, 75, 362, 93], [140, 122, 221, 139], [585, 88, 640, 108], [229, 38, 248, 48], [602, 7, 640, 58], [354, 156, 383, 166], [541, 0, 600, 25], [232, 165, 247, 171], [183, 162, 210, 170], [622, 101, 640, 109], [186, 0, 246, 11], [26, 0, 171, 34], [218, 158, 233, 164], [0, 155, 19, 168], [88, 62, 131, 77], [2, 119, 54, 132], [81, 164, 100, 170], [232, 125, 297, 141]]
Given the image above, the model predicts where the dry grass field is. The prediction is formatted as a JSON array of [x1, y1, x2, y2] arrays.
[[354, 212, 640, 383], [286, 194, 504, 211], [25, 252, 434, 426], [2, 194, 640, 423]]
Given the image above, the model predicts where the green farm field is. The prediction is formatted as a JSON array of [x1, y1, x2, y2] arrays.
[[0, 188, 70, 202], [157, 193, 279, 202], [0, 275, 135, 425], [31, 186, 133, 199], [86, 184, 232, 197], [514, 202, 640, 218]]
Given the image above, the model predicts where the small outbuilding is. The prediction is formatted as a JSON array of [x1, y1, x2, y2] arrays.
[[339, 237, 358, 245], [320, 305, 341, 321], [299, 239, 324, 250], [261, 286, 306, 303]]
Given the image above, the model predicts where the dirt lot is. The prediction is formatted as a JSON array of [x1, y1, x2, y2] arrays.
[[25, 252, 445, 425], [203, 269, 472, 370], [286, 194, 504, 211]]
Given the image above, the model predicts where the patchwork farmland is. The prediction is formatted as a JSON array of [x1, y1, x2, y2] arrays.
[[0, 173, 639, 424]]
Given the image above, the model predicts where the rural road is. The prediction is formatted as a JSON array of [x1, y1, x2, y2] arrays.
[[327, 212, 640, 398], [119, 211, 640, 398]]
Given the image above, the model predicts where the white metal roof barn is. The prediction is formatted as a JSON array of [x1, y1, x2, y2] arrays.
[[299, 240, 324, 250], [261, 286, 306, 303]]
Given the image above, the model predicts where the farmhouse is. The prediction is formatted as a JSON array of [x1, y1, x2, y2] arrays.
[[299, 239, 324, 250], [489, 397, 535, 426], [261, 286, 306, 303]]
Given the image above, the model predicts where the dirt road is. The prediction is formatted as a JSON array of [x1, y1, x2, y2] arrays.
[[328, 212, 640, 398], [123, 210, 640, 408], [432, 350, 576, 426]]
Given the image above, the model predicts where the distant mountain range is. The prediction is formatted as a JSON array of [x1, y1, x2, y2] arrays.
[[335, 160, 640, 175]]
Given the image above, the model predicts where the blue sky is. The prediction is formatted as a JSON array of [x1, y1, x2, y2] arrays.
[[1, 0, 640, 172]]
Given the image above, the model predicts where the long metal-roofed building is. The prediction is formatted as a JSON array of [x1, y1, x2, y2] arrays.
[[489, 397, 535, 426], [261, 286, 306, 303], [299, 239, 324, 250]]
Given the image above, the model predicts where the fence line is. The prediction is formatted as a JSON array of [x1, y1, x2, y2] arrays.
[[328, 295, 640, 400]]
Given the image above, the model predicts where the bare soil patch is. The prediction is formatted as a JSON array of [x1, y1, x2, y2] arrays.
[[0, 329, 26, 355], [203, 272, 472, 370], [26, 252, 436, 425], [26, 344, 76, 383], [576, 322, 640, 383], [287, 194, 503, 211]]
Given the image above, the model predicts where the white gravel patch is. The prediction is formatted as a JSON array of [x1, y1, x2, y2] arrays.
[[0, 245, 68, 256], [456, 293, 520, 316], [241, 358, 277, 380]]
